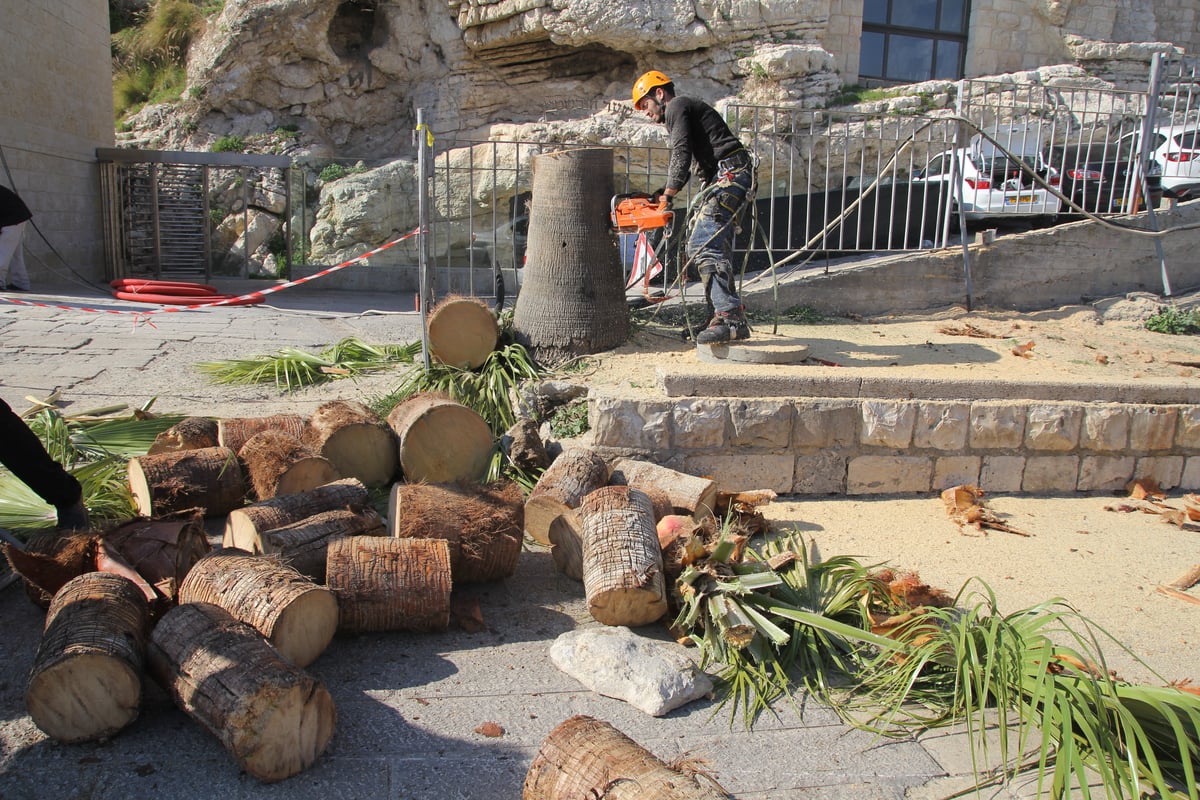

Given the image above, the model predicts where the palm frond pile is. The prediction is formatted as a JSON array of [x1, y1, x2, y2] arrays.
[[673, 524, 1200, 799]]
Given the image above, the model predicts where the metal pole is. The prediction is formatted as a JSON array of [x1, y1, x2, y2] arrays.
[[1141, 53, 1171, 297], [952, 88, 974, 311], [416, 109, 432, 370]]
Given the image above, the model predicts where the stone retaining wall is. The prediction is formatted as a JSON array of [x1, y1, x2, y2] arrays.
[[588, 392, 1200, 495]]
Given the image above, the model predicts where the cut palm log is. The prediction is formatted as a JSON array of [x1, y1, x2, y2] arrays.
[[505, 417, 551, 472], [223, 477, 369, 553], [260, 508, 387, 582], [302, 400, 397, 488], [524, 447, 609, 545], [389, 481, 523, 583], [26, 572, 150, 744], [127, 446, 247, 517], [148, 602, 336, 783], [325, 536, 452, 634], [386, 393, 493, 484], [217, 413, 306, 454], [238, 429, 340, 501], [609, 458, 718, 521], [548, 511, 584, 581], [427, 295, 499, 369], [523, 714, 731, 800], [147, 416, 218, 455], [551, 486, 673, 580], [100, 513, 211, 614], [580, 486, 667, 627], [179, 549, 338, 668]]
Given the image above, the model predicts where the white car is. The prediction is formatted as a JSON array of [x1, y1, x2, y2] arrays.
[[914, 128, 1062, 221], [1122, 123, 1200, 200]]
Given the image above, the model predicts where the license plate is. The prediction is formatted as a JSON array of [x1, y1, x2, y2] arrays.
[[1006, 195, 1035, 205]]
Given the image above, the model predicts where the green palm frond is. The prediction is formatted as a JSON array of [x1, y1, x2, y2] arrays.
[[197, 337, 420, 390], [845, 581, 1200, 800], [674, 531, 899, 726]]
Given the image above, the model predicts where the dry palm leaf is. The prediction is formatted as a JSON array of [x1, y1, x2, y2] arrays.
[[1011, 340, 1036, 358], [936, 322, 1003, 338], [939, 484, 1030, 536]]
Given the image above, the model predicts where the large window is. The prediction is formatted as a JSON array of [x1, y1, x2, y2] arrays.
[[859, 0, 968, 83]]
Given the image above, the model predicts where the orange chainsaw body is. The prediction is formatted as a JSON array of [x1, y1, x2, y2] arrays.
[[610, 193, 674, 232]]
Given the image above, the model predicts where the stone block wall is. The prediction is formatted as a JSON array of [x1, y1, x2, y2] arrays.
[[0, 0, 113, 287], [588, 393, 1200, 495]]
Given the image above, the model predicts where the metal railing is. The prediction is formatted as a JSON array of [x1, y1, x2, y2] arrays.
[[96, 55, 1200, 301]]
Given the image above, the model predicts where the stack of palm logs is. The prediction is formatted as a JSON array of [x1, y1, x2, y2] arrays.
[[523, 447, 774, 629], [4, 383, 527, 783]]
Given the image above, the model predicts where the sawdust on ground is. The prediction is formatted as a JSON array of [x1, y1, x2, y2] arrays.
[[575, 290, 1200, 391]]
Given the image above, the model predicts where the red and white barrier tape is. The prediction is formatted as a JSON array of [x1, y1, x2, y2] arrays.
[[1, 228, 421, 325]]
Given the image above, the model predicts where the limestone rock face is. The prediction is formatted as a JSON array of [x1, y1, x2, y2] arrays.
[[163, 0, 838, 155]]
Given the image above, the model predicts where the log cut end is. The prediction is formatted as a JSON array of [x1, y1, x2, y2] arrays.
[[388, 396, 493, 484], [270, 587, 339, 668], [26, 652, 142, 743], [428, 296, 499, 369], [588, 588, 668, 628], [239, 681, 337, 783]]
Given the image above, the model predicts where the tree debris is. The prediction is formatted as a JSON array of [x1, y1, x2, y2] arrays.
[[940, 484, 1030, 536]]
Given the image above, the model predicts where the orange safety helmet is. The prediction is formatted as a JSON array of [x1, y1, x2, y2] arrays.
[[631, 70, 672, 108]]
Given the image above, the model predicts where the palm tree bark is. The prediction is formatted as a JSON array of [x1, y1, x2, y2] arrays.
[[513, 147, 628, 364]]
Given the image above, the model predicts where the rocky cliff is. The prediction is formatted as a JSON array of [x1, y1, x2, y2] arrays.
[[123, 0, 840, 157]]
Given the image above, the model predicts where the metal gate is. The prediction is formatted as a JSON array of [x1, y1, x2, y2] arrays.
[[97, 149, 293, 281]]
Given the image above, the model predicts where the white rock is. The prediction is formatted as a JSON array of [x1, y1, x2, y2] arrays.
[[550, 626, 713, 716]]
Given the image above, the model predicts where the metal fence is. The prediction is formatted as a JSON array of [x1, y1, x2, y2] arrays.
[[98, 55, 1200, 299]]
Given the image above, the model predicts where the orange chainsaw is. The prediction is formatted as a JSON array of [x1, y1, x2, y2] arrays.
[[610, 192, 674, 232]]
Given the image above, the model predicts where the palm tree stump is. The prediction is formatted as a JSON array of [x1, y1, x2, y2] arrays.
[[512, 147, 628, 364]]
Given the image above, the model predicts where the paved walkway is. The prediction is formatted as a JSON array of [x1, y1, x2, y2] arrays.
[[0, 281, 1101, 799]]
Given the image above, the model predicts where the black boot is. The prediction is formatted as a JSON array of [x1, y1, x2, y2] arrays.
[[695, 311, 750, 344]]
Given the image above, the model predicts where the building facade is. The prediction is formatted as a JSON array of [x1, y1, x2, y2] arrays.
[[0, 0, 113, 288]]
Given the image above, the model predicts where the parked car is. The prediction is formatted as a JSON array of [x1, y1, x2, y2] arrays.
[[1121, 123, 1200, 201], [1045, 140, 1163, 215], [913, 126, 1061, 222]]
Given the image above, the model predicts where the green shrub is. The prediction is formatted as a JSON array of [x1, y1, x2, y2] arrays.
[[548, 399, 589, 439], [319, 164, 347, 183], [210, 135, 245, 153], [1145, 305, 1200, 335]]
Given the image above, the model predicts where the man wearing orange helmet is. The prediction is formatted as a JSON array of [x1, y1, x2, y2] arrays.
[[631, 70, 756, 344]]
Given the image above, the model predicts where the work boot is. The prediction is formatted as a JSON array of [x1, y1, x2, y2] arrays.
[[55, 499, 90, 531], [695, 311, 750, 344]]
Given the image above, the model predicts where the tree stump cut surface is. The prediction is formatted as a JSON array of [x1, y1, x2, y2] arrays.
[[580, 486, 667, 627], [238, 429, 340, 501], [523, 714, 732, 800], [524, 447, 610, 545], [259, 507, 386, 583], [26, 572, 149, 743], [127, 446, 247, 517], [326, 536, 452, 634], [427, 295, 499, 369], [148, 602, 336, 783], [223, 477, 369, 553], [609, 458, 718, 520], [302, 400, 397, 488], [386, 393, 493, 484], [179, 549, 339, 668], [389, 481, 524, 583]]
